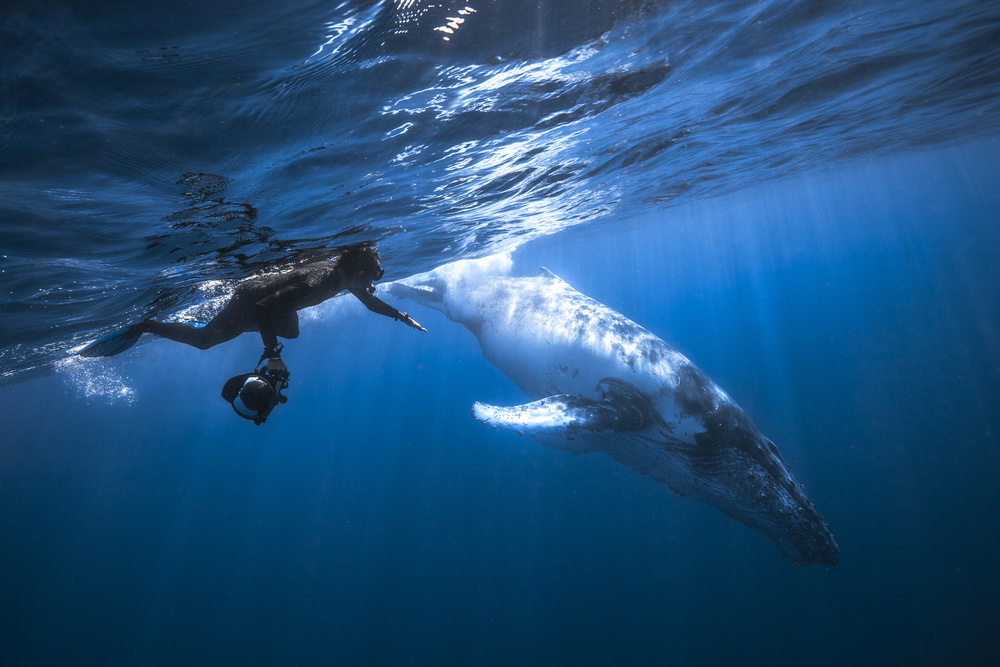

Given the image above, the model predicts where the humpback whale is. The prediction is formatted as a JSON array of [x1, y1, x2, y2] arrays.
[[386, 254, 839, 566]]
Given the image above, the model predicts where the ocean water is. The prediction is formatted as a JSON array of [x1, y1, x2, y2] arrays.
[[2, 0, 999, 665]]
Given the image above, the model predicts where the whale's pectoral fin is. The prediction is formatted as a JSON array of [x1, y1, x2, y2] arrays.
[[473, 378, 656, 440], [473, 395, 622, 439]]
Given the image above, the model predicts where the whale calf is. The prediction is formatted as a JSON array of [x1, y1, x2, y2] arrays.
[[386, 254, 839, 565]]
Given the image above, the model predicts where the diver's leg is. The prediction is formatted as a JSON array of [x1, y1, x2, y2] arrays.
[[133, 319, 243, 350], [137, 285, 268, 350], [133, 296, 253, 350]]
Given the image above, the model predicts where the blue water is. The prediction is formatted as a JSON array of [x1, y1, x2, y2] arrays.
[[2, 0, 1000, 664]]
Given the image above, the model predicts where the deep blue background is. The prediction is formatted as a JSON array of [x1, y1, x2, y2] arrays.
[[2, 140, 998, 665], [3, 0, 1000, 663]]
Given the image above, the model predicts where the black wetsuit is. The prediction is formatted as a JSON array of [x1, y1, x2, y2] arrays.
[[131, 247, 424, 352]]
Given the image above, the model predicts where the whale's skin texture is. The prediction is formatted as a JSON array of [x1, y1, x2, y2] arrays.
[[386, 254, 839, 566]]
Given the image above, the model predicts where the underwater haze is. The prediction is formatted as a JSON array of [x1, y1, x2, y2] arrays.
[[2, 0, 1000, 665]]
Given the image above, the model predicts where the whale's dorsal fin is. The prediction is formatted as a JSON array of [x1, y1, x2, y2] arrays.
[[538, 266, 559, 280]]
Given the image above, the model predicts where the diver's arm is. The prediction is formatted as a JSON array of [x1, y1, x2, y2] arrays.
[[255, 283, 309, 355], [254, 306, 289, 379], [349, 288, 427, 332], [258, 327, 281, 356]]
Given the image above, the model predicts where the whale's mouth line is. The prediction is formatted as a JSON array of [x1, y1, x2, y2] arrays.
[[383, 280, 442, 304]]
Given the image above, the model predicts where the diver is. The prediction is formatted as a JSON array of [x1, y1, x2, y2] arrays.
[[80, 244, 425, 424]]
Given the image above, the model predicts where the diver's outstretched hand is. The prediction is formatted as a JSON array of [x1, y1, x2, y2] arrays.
[[397, 311, 427, 332], [349, 287, 427, 331]]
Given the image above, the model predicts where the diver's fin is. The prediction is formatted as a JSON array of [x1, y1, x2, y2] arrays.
[[473, 380, 654, 439], [78, 328, 141, 357]]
